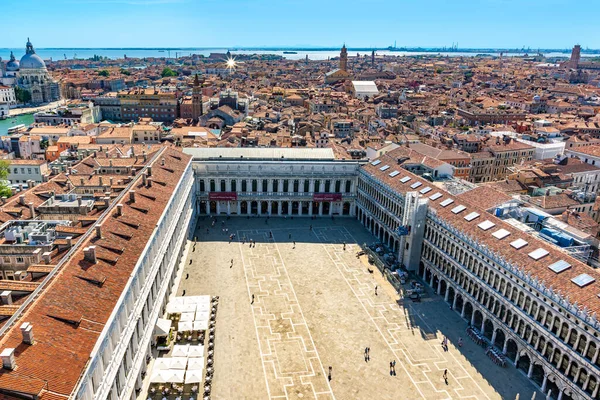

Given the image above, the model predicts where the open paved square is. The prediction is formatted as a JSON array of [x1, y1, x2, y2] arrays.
[[178, 217, 540, 400]]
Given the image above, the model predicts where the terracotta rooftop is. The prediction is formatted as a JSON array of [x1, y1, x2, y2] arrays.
[[363, 152, 600, 320], [0, 147, 191, 398]]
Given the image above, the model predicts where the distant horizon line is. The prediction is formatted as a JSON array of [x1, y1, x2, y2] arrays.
[[0, 46, 595, 53]]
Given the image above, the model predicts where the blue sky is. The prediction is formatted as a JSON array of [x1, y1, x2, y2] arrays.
[[4, 0, 598, 48]]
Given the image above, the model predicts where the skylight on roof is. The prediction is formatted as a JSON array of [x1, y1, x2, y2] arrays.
[[371, 160, 382, 166], [548, 260, 571, 274], [440, 199, 454, 207], [410, 182, 422, 189], [420, 187, 432, 194], [380, 165, 390, 171], [400, 176, 411, 183], [464, 212, 480, 222], [510, 238, 528, 249], [429, 192, 442, 201], [451, 205, 466, 214], [529, 248, 549, 260], [492, 229, 511, 240], [572, 273, 596, 288], [389, 170, 400, 177], [478, 220, 496, 231]]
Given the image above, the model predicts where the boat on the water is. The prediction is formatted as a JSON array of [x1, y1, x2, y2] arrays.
[[283, 51, 298, 54]]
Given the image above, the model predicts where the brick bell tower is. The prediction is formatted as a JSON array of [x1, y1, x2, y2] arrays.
[[192, 74, 203, 121]]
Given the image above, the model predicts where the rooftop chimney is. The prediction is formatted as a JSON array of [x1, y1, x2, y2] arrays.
[[84, 246, 97, 264], [66, 237, 73, 248], [161, 158, 165, 166], [1, 348, 16, 370], [95, 224, 102, 239], [1, 291, 12, 305], [129, 191, 136, 203], [20, 322, 34, 345], [42, 251, 52, 264], [109, 177, 114, 186], [116, 203, 123, 216], [142, 173, 147, 186], [19, 195, 25, 206], [18, 184, 23, 192], [147, 166, 152, 176], [99, 177, 103, 187], [147, 177, 153, 187], [28, 202, 35, 218], [142, 151, 147, 162], [27, 180, 34, 189], [1, 197, 6, 205], [80, 178, 85, 186], [130, 146, 135, 157]]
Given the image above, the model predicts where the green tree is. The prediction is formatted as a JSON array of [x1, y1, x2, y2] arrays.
[[98, 70, 110, 77], [161, 67, 178, 77], [0, 161, 12, 198], [120, 68, 131, 76], [14, 87, 31, 104]]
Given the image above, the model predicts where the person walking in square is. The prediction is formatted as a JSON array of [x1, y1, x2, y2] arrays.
[[375, 285, 378, 296]]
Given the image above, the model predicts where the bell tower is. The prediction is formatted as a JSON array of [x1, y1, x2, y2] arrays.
[[340, 44, 348, 72], [192, 74, 203, 120]]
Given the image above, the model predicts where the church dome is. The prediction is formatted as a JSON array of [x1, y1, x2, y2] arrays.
[[6, 52, 19, 71], [19, 38, 46, 70]]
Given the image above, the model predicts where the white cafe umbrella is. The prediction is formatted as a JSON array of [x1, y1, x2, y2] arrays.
[[165, 369, 185, 383], [187, 345, 204, 358], [178, 321, 193, 332], [172, 344, 190, 357], [154, 318, 172, 338], [166, 302, 186, 315], [187, 357, 205, 370], [184, 369, 205, 384], [195, 302, 210, 312], [194, 311, 209, 323], [150, 368, 172, 383], [153, 358, 172, 370], [180, 311, 195, 322], [193, 320, 208, 331], [169, 357, 188, 370]]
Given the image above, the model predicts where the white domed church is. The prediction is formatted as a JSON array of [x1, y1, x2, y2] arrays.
[[15, 38, 60, 104]]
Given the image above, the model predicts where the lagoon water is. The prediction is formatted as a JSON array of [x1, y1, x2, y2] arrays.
[[0, 48, 581, 62]]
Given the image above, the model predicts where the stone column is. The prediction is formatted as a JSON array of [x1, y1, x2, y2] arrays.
[[258, 201, 262, 216], [268, 201, 272, 215], [437, 280, 442, 295], [227, 202, 231, 215], [527, 363, 534, 378], [329, 203, 333, 216], [318, 202, 323, 216], [216, 202, 221, 214], [557, 389, 563, 400], [246, 201, 251, 215], [480, 320, 485, 335], [502, 340, 508, 354], [288, 201, 292, 215], [471, 312, 476, 327], [309, 180, 315, 193], [278, 201, 282, 216], [429, 274, 435, 288], [237, 201, 241, 215], [491, 329, 497, 344], [444, 287, 449, 302], [541, 375, 548, 392], [309, 202, 313, 216]]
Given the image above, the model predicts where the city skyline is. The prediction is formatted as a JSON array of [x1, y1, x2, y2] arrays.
[[4, 0, 600, 49]]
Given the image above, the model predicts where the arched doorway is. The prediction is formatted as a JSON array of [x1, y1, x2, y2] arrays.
[[463, 302, 473, 322], [531, 364, 545, 388], [301, 202, 310, 215], [483, 319, 494, 340], [505, 339, 518, 362], [447, 287, 456, 308], [199, 201, 207, 214], [272, 201, 279, 215], [516, 352, 531, 375], [251, 201, 258, 215], [241, 201, 248, 214], [545, 376, 559, 400], [493, 329, 506, 349], [292, 201, 300, 215], [261, 201, 269, 214], [209, 201, 217, 214], [282, 202, 289, 215], [343, 202, 351, 215], [440, 280, 447, 298], [322, 202, 331, 215], [473, 309, 484, 329], [312, 202, 319, 215]]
